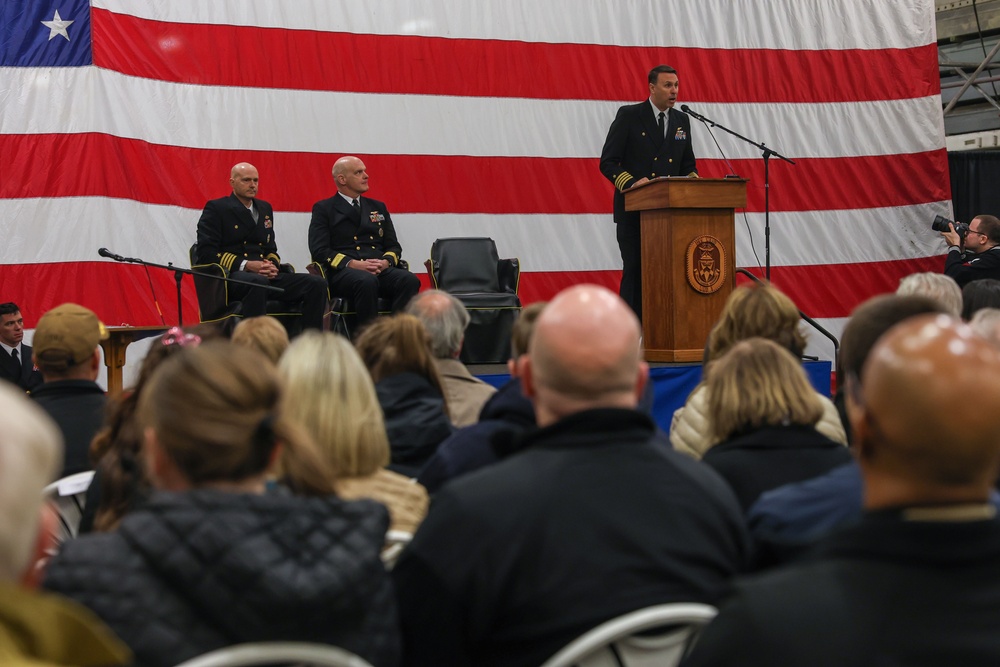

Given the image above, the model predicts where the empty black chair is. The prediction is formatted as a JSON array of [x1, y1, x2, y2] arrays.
[[425, 238, 521, 364]]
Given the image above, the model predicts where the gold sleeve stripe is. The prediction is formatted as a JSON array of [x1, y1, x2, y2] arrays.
[[383, 251, 399, 264], [614, 172, 633, 191], [221, 253, 238, 272], [332, 253, 347, 268], [266, 253, 280, 263]]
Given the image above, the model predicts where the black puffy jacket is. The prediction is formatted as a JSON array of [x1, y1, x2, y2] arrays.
[[44, 489, 400, 667]]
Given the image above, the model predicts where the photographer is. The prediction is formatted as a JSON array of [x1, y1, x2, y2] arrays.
[[942, 214, 1000, 287]]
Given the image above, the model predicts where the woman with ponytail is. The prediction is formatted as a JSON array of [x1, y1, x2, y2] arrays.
[[44, 342, 399, 667]]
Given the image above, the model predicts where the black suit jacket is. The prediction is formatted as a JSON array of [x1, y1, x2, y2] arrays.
[[0, 343, 43, 392], [195, 193, 280, 272], [308, 195, 404, 271], [944, 246, 1000, 288], [599, 102, 697, 224], [684, 510, 1000, 666]]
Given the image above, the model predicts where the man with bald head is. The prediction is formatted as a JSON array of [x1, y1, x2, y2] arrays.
[[308, 156, 420, 328], [685, 314, 1000, 666], [394, 285, 748, 667], [196, 162, 328, 330]]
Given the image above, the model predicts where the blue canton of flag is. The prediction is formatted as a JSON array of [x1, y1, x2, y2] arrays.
[[0, 0, 92, 66]]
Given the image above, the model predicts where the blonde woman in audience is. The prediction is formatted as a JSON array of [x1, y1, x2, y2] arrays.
[[44, 342, 399, 667], [896, 272, 962, 317], [354, 314, 453, 476], [670, 283, 846, 458], [701, 338, 852, 511], [280, 331, 429, 533], [230, 315, 290, 364]]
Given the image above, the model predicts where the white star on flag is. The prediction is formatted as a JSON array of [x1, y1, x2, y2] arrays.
[[41, 10, 74, 41]]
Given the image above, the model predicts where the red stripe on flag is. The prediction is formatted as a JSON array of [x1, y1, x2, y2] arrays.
[[2, 133, 951, 214], [91, 8, 939, 103], [2, 259, 944, 329], [0, 262, 200, 329], [738, 255, 947, 319]]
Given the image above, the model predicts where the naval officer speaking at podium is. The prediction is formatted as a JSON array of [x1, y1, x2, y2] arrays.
[[600, 64, 698, 321]]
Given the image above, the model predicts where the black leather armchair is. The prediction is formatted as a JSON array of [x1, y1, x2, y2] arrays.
[[189, 244, 303, 335], [424, 237, 521, 364], [306, 261, 394, 339]]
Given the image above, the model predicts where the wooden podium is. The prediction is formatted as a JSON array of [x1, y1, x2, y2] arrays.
[[625, 177, 747, 362]]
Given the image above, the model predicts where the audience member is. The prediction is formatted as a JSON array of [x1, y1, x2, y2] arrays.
[[670, 283, 846, 458], [231, 315, 290, 364], [354, 314, 453, 477], [896, 271, 962, 316], [417, 302, 544, 493], [405, 290, 496, 427], [44, 342, 399, 667], [280, 331, 428, 534], [685, 315, 1000, 666], [961, 277, 1000, 320], [393, 285, 748, 667], [970, 307, 1000, 343], [30, 303, 109, 479], [0, 301, 43, 392], [85, 326, 216, 533], [308, 156, 420, 328], [747, 294, 946, 567], [700, 338, 852, 511], [942, 213, 1000, 287], [195, 162, 328, 331], [0, 383, 130, 666]]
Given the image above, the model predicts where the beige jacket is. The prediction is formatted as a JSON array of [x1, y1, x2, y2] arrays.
[[670, 383, 848, 460], [335, 468, 430, 534], [434, 358, 497, 428]]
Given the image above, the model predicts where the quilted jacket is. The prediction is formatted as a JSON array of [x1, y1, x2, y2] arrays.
[[670, 384, 848, 460], [43, 489, 400, 667]]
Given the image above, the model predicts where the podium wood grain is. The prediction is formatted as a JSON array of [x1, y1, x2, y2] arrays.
[[625, 178, 747, 362]]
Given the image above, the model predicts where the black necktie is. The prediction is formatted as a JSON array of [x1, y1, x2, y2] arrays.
[[352, 198, 360, 217], [658, 111, 666, 140], [10, 348, 20, 376]]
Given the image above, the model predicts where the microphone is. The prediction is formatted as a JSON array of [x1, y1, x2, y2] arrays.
[[98, 247, 125, 261], [679, 104, 708, 123], [679, 105, 740, 178]]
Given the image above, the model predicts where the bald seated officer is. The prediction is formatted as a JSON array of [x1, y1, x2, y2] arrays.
[[684, 314, 1000, 667], [196, 162, 328, 331], [394, 284, 748, 667]]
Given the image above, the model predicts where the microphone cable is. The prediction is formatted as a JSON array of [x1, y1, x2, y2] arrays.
[[683, 106, 764, 275]]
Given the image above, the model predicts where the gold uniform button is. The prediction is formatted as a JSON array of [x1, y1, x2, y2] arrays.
[[356, 246, 361, 250], [353, 236, 358, 240], [668, 158, 673, 163], [234, 225, 239, 229], [641, 132, 646, 136], [651, 173, 657, 178], [653, 157, 658, 161]]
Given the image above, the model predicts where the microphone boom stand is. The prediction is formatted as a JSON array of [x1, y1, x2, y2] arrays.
[[98, 248, 284, 326], [680, 106, 795, 281]]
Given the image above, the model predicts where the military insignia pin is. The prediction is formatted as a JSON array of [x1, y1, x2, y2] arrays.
[[264, 216, 273, 229]]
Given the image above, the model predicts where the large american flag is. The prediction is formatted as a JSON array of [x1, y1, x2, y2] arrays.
[[1, 0, 950, 359]]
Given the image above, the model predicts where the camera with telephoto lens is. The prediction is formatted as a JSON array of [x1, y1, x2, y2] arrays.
[[931, 215, 970, 240]]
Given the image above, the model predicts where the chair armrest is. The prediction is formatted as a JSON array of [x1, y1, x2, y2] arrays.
[[424, 259, 439, 289], [191, 261, 235, 320], [498, 258, 520, 294], [306, 261, 326, 280], [278, 262, 295, 274]]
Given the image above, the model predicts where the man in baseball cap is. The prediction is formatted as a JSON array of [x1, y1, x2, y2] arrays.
[[31, 304, 109, 479]]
